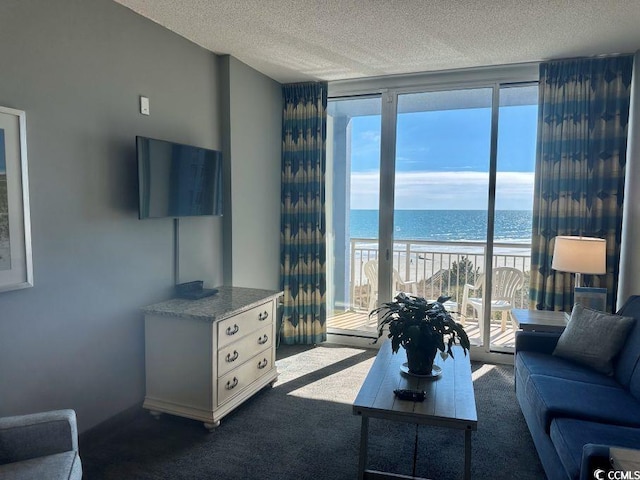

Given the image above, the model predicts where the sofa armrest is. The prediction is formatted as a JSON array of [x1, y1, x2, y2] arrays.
[[515, 331, 561, 355], [0, 409, 79, 464], [580, 444, 612, 480]]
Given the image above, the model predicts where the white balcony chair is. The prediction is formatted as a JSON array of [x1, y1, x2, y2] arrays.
[[363, 260, 417, 314], [460, 267, 524, 337]]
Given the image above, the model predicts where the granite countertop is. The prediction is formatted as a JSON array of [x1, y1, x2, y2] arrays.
[[142, 285, 283, 322]]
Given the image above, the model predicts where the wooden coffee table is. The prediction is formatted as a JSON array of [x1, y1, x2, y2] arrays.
[[353, 341, 477, 480]]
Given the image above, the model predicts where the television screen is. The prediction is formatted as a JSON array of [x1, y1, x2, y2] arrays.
[[137, 136, 223, 219]]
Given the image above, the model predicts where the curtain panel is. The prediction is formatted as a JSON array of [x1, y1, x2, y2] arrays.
[[280, 82, 328, 345], [530, 55, 633, 312]]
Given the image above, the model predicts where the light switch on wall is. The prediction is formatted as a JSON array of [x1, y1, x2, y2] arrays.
[[140, 96, 150, 115]]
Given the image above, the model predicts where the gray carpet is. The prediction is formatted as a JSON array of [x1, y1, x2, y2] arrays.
[[81, 344, 545, 479]]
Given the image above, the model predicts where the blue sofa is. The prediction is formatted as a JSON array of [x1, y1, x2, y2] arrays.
[[515, 295, 640, 480]]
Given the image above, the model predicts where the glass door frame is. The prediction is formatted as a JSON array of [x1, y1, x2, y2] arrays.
[[377, 89, 398, 315], [379, 84, 499, 355], [328, 64, 539, 361]]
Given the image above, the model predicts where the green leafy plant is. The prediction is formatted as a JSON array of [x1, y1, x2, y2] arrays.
[[445, 256, 480, 289], [372, 293, 470, 359]]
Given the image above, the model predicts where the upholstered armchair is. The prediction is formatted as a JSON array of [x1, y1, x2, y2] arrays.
[[0, 409, 82, 479]]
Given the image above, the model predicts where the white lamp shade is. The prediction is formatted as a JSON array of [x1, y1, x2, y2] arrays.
[[551, 236, 607, 274]]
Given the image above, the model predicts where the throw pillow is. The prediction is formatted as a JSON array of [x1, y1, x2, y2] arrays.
[[553, 303, 635, 375]]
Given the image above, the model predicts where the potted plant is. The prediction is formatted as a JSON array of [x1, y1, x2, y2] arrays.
[[372, 293, 470, 375]]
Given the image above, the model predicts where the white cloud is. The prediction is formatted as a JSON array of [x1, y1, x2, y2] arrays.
[[348, 171, 535, 210], [358, 130, 381, 143]]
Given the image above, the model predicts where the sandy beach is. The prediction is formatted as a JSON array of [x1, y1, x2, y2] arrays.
[[352, 241, 531, 285], [347, 240, 531, 310]]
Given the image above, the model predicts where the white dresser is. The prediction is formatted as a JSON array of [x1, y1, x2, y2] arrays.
[[142, 286, 282, 430]]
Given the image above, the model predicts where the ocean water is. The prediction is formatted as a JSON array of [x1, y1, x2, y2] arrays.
[[350, 209, 532, 243]]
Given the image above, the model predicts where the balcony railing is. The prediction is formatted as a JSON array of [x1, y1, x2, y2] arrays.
[[347, 238, 531, 313]]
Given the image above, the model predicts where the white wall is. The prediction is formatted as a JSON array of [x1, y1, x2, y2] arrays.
[[220, 56, 282, 290], [0, 0, 222, 431], [619, 50, 640, 308]]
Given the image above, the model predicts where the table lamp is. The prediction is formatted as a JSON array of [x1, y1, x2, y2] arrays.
[[551, 236, 607, 288]]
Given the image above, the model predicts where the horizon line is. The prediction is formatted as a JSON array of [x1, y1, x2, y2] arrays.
[[350, 208, 532, 211]]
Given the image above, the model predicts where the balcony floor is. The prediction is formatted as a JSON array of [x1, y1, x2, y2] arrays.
[[327, 310, 516, 349]]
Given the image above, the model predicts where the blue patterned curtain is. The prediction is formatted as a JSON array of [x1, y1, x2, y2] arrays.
[[280, 82, 327, 344], [530, 56, 633, 312]]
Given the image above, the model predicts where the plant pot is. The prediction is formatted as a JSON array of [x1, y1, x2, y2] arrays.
[[405, 346, 438, 375]]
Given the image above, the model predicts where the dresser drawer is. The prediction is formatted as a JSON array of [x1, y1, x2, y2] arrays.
[[217, 348, 273, 406], [217, 324, 273, 377], [217, 301, 273, 348]]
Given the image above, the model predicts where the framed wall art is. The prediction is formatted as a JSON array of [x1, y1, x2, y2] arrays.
[[0, 106, 33, 292]]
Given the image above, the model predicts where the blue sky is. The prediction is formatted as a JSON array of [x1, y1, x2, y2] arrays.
[[350, 104, 538, 210]]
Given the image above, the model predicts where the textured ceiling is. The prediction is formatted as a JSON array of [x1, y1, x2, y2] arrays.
[[114, 0, 640, 83]]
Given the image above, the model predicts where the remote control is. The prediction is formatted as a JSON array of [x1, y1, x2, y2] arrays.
[[393, 389, 426, 402]]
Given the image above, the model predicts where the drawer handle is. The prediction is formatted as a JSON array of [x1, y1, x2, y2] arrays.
[[258, 334, 269, 345], [226, 324, 239, 336], [226, 350, 239, 363], [257, 358, 268, 369], [258, 311, 269, 321], [226, 377, 238, 390]]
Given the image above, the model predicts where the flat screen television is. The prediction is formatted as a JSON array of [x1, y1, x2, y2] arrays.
[[137, 136, 223, 219]]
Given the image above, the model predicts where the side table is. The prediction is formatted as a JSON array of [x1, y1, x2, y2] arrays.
[[511, 309, 568, 333], [610, 447, 640, 472]]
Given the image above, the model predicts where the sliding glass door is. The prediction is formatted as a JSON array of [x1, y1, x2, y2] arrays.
[[393, 88, 492, 348], [326, 96, 382, 337], [491, 84, 538, 351], [326, 79, 537, 354]]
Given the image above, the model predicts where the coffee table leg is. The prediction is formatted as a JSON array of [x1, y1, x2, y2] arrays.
[[464, 427, 472, 480], [358, 416, 369, 480]]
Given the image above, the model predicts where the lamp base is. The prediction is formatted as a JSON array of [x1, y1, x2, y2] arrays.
[[574, 272, 582, 289]]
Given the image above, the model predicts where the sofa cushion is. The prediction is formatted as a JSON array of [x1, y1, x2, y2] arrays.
[[550, 418, 640, 480], [553, 304, 635, 375], [0, 451, 82, 480], [516, 351, 620, 387], [525, 374, 640, 432]]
